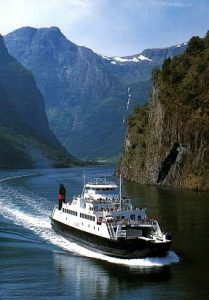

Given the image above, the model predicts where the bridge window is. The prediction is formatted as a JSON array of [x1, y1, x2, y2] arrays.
[[130, 214, 135, 220], [80, 213, 95, 221]]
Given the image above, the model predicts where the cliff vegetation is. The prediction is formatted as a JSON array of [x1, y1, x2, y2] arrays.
[[118, 32, 209, 191]]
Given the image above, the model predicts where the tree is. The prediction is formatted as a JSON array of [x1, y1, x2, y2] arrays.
[[186, 36, 205, 54]]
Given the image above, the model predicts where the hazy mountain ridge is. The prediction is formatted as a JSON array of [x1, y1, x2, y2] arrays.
[[101, 42, 187, 65], [4, 26, 186, 160], [0, 34, 77, 169]]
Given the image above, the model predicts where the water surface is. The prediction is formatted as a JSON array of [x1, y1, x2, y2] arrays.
[[0, 166, 209, 299]]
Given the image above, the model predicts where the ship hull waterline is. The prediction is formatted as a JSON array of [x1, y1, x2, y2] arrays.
[[51, 218, 171, 259]]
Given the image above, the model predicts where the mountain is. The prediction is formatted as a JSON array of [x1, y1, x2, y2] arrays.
[[4, 26, 187, 160], [0, 34, 77, 169], [118, 33, 209, 191]]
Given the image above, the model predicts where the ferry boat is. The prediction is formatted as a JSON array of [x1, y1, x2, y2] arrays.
[[50, 176, 172, 259]]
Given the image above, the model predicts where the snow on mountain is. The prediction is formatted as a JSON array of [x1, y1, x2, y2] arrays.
[[100, 43, 187, 65], [100, 53, 152, 64], [113, 54, 152, 63], [177, 42, 188, 48]]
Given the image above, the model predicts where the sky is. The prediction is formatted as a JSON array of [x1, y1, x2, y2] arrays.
[[0, 0, 209, 56]]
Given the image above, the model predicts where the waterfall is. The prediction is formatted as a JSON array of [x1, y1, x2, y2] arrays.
[[123, 87, 132, 123]]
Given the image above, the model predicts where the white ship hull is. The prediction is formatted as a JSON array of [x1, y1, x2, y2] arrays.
[[51, 210, 171, 259], [51, 176, 172, 259]]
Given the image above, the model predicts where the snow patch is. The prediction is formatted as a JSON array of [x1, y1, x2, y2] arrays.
[[99, 53, 152, 64], [113, 54, 152, 63], [137, 54, 152, 61], [100, 54, 111, 60], [177, 42, 187, 48]]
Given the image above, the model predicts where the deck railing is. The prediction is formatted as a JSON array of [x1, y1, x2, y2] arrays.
[[106, 218, 158, 227]]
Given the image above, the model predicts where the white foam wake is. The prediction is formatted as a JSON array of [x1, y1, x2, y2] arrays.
[[0, 174, 179, 267], [0, 200, 179, 267], [0, 173, 37, 183]]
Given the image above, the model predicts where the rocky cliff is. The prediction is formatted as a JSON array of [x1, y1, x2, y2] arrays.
[[4, 26, 186, 160], [0, 34, 77, 169], [118, 33, 209, 191]]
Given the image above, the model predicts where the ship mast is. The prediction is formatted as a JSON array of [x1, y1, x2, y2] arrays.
[[119, 174, 122, 211], [82, 170, 86, 197]]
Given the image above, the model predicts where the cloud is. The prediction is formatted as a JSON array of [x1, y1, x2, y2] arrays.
[[146, 0, 206, 8], [0, 0, 208, 56], [149, 0, 192, 7], [0, 0, 93, 34]]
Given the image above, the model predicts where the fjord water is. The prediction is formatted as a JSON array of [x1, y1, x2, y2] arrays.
[[0, 166, 209, 299]]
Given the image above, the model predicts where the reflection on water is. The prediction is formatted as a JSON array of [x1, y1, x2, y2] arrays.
[[53, 251, 172, 300], [1, 166, 209, 299], [124, 181, 209, 299]]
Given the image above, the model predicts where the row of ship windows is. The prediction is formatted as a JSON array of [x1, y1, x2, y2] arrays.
[[80, 213, 95, 222], [86, 187, 115, 191], [62, 208, 95, 221], [62, 208, 77, 216]]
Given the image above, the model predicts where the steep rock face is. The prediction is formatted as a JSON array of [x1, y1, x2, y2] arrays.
[[118, 34, 209, 191], [119, 89, 209, 191], [4, 27, 126, 159], [0, 34, 76, 169], [4, 27, 186, 160], [0, 39, 52, 143]]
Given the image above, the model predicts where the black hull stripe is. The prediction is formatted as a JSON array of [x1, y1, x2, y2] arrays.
[[51, 218, 171, 259]]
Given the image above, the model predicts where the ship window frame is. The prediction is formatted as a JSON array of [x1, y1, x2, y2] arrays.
[[130, 214, 135, 220], [80, 212, 95, 221]]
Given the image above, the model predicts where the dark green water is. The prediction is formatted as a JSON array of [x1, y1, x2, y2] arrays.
[[0, 166, 209, 299]]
